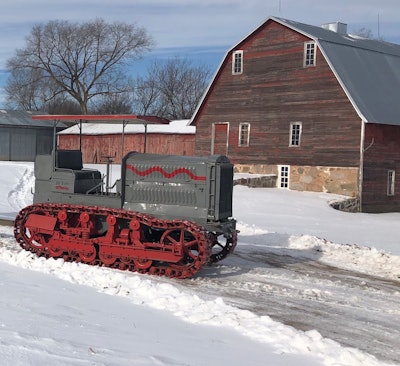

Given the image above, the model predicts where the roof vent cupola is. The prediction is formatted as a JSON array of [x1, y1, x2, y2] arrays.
[[321, 22, 348, 35]]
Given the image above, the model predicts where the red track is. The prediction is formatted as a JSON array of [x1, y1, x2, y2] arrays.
[[14, 203, 213, 279]]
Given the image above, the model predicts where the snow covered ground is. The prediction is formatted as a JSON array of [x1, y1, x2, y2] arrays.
[[0, 161, 399, 366]]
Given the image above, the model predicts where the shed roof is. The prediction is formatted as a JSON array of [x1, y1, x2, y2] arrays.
[[190, 16, 400, 126], [0, 110, 66, 128]]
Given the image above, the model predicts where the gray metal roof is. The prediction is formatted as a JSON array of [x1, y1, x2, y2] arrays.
[[272, 17, 400, 125], [0, 110, 66, 128]]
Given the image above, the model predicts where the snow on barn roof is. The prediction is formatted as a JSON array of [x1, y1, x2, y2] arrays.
[[58, 119, 195, 135]]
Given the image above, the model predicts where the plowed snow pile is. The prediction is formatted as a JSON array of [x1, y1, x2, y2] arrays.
[[0, 162, 399, 366]]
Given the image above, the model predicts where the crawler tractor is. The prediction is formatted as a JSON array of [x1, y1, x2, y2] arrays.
[[14, 116, 237, 278]]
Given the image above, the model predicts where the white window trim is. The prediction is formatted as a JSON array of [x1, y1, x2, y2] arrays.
[[238, 123, 250, 147], [303, 41, 316, 67], [387, 170, 395, 196], [232, 50, 243, 75], [289, 121, 302, 147], [278, 165, 290, 189]]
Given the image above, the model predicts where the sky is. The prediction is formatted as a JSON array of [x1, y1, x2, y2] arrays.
[[0, 0, 399, 106]]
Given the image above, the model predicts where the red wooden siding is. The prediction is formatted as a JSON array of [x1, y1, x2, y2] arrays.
[[58, 133, 195, 164], [212, 123, 229, 155], [362, 123, 400, 212], [194, 20, 362, 168]]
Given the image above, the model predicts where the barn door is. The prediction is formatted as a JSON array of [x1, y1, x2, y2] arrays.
[[211, 122, 229, 156]]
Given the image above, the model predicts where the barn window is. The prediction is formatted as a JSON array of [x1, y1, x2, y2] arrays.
[[232, 50, 243, 74], [238, 123, 250, 146], [279, 165, 290, 189], [387, 170, 395, 196], [289, 122, 302, 146], [304, 41, 316, 67]]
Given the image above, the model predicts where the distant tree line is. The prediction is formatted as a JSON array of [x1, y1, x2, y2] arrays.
[[132, 58, 211, 120], [5, 18, 212, 120]]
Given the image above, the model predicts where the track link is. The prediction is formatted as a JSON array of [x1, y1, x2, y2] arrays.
[[14, 203, 212, 279]]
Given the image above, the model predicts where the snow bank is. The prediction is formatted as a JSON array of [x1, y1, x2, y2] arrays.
[[0, 234, 393, 366], [1, 161, 399, 366]]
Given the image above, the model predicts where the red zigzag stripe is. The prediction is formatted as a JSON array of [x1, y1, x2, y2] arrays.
[[126, 164, 206, 181]]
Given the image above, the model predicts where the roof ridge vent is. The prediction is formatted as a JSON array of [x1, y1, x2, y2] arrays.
[[321, 22, 347, 35]]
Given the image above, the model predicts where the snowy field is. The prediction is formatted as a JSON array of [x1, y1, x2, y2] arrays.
[[0, 161, 399, 366]]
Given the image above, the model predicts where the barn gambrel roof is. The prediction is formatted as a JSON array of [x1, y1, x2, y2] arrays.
[[191, 16, 400, 126]]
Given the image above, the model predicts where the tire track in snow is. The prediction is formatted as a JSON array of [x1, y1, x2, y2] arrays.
[[187, 248, 400, 364]]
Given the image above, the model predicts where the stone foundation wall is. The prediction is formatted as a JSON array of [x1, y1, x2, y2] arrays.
[[290, 165, 358, 197], [234, 164, 278, 175], [330, 198, 360, 213], [234, 164, 359, 197], [234, 175, 277, 188]]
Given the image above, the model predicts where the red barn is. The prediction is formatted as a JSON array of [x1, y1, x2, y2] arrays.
[[190, 16, 400, 212], [58, 119, 195, 163]]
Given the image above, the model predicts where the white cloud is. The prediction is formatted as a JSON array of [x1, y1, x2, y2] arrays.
[[0, 0, 398, 107], [0, 0, 398, 69]]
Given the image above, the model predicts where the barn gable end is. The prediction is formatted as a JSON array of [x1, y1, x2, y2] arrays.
[[190, 16, 400, 212]]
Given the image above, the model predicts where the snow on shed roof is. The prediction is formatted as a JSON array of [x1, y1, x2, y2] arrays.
[[58, 119, 195, 135]]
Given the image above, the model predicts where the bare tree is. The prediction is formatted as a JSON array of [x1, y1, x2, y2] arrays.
[[133, 74, 163, 116], [93, 92, 134, 114], [46, 96, 82, 115], [6, 18, 153, 113], [133, 58, 212, 120], [352, 27, 384, 41], [5, 67, 81, 113], [5, 67, 45, 110]]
